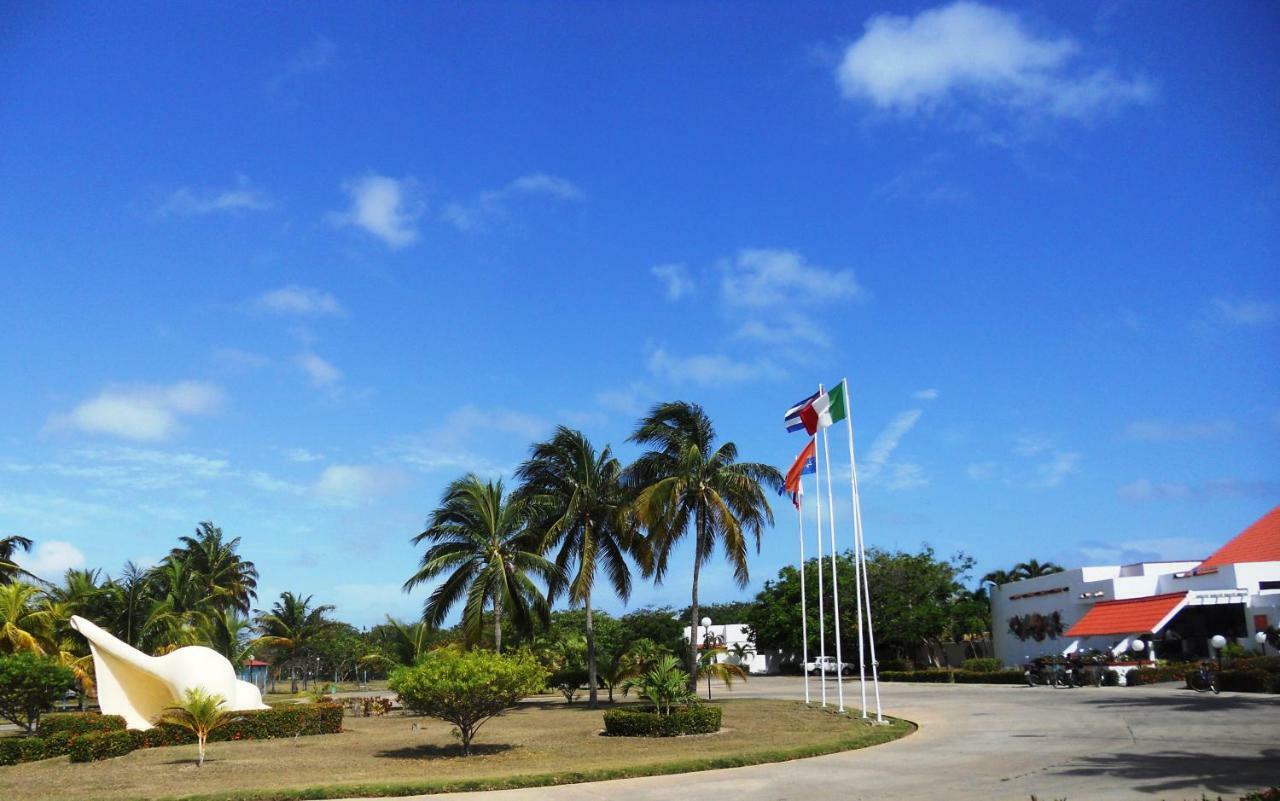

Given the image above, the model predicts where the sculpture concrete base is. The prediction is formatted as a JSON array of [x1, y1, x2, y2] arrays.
[[70, 615, 269, 730]]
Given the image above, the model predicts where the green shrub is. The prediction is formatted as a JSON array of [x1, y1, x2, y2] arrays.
[[0, 652, 76, 733], [877, 669, 1024, 684], [0, 736, 49, 766], [960, 658, 1002, 673], [953, 670, 1027, 685], [1218, 668, 1279, 694], [603, 706, 723, 737], [390, 647, 546, 756], [39, 712, 127, 736], [1126, 665, 1187, 685], [68, 730, 142, 763], [877, 657, 912, 672], [1100, 669, 1120, 686], [549, 667, 589, 703]]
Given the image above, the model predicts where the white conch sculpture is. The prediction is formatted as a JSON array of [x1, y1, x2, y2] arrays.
[[70, 615, 269, 730]]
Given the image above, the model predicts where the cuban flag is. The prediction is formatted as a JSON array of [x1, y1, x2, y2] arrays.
[[783, 391, 820, 433]]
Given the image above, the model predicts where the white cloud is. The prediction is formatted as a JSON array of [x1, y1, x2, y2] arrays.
[[386, 404, 553, 477], [733, 315, 830, 349], [965, 461, 997, 480], [297, 352, 342, 388], [253, 286, 346, 317], [46, 381, 224, 442], [330, 174, 422, 249], [1124, 419, 1235, 442], [912, 388, 940, 401], [721, 249, 862, 308], [646, 346, 780, 386], [285, 448, 324, 463], [16, 540, 85, 580], [266, 35, 336, 93], [1013, 433, 1054, 456], [1212, 298, 1277, 327], [155, 174, 271, 217], [836, 2, 1152, 120], [1118, 478, 1280, 503], [651, 263, 694, 301], [211, 348, 271, 371], [882, 462, 929, 491], [441, 172, 583, 232], [313, 464, 409, 503], [1034, 451, 1080, 488], [861, 409, 924, 483]]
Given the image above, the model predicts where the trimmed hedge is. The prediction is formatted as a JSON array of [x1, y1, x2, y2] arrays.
[[960, 658, 1003, 673], [39, 712, 127, 736], [0, 703, 344, 765], [877, 669, 1025, 685], [603, 706, 722, 737], [1218, 668, 1280, 694], [1125, 665, 1187, 686]]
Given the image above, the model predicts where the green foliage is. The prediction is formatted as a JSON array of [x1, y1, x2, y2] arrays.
[[602, 706, 722, 737], [617, 607, 685, 655], [390, 647, 547, 755], [0, 651, 76, 732], [961, 657, 1002, 673], [1126, 665, 1189, 685], [878, 669, 1026, 684], [40, 711, 127, 735], [1217, 668, 1280, 693], [696, 647, 747, 699], [619, 654, 699, 714], [550, 666, 589, 702], [155, 687, 241, 766], [679, 601, 754, 625], [68, 729, 142, 763], [0, 735, 51, 766]]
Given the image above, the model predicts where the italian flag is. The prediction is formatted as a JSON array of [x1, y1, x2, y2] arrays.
[[799, 382, 848, 434]]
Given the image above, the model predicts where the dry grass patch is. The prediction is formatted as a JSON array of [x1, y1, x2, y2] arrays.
[[0, 699, 912, 801]]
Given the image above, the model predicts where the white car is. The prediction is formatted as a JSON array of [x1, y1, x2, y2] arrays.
[[805, 656, 852, 676]]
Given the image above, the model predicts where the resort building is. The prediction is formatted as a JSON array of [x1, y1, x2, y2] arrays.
[[990, 505, 1280, 667]]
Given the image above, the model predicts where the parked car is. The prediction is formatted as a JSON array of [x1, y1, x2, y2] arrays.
[[805, 655, 852, 676]]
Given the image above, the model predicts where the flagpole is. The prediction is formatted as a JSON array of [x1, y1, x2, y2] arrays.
[[842, 379, 868, 717], [812, 434, 827, 707], [796, 477, 810, 706], [843, 377, 883, 722], [819, 385, 845, 712]]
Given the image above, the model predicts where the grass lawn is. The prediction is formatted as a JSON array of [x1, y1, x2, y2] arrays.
[[0, 698, 913, 801]]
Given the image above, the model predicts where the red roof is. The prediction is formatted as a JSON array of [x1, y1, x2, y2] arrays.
[[1066, 592, 1188, 637], [1197, 505, 1280, 570]]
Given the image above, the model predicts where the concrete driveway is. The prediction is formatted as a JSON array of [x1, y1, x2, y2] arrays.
[[339, 676, 1279, 801]]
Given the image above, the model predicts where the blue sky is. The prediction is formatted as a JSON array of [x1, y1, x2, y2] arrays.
[[2, 2, 1277, 626]]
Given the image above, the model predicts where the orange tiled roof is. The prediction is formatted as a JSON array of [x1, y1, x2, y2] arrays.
[[1066, 592, 1188, 637], [1197, 505, 1280, 570]]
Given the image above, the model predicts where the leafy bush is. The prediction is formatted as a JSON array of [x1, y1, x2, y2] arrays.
[[1218, 668, 1279, 694], [343, 696, 393, 717], [878, 669, 1025, 684], [960, 658, 1002, 673], [877, 657, 912, 672], [0, 652, 76, 733], [1100, 669, 1120, 686], [619, 654, 698, 713], [68, 730, 142, 763], [776, 659, 803, 675], [0, 736, 48, 766], [549, 667, 589, 703], [603, 706, 722, 737], [1126, 665, 1188, 685], [40, 712, 127, 736], [390, 647, 546, 756]]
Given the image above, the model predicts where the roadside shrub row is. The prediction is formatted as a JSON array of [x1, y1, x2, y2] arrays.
[[877, 669, 1026, 685], [1124, 665, 1188, 685], [1217, 669, 1280, 694], [602, 706, 722, 737], [0, 704, 343, 766]]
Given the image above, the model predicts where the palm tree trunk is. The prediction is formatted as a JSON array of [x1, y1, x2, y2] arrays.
[[688, 519, 702, 693], [585, 593, 598, 709], [493, 597, 502, 653]]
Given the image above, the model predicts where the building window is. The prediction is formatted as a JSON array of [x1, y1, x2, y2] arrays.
[[1261, 580, 1280, 591]]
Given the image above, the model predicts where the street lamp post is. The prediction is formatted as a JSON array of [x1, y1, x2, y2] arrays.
[[1210, 634, 1227, 668]]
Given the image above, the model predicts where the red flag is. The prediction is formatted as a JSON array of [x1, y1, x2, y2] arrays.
[[784, 439, 816, 496]]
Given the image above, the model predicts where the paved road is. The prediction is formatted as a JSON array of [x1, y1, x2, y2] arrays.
[[340, 677, 1279, 801]]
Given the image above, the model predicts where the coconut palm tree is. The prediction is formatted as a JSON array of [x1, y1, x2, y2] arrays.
[[140, 558, 213, 654], [626, 402, 783, 690], [515, 428, 642, 709], [104, 561, 151, 648], [697, 646, 748, 700], [1013, 560, 1065, 579], [981, 568, 1019, 588], [0, 582, 47, 654], [169, 522, 259, 614], [404, 475, 558, 653], [253, 592, 335, 692], [0, 535, 36, 585], [155, 687, 239, 767]]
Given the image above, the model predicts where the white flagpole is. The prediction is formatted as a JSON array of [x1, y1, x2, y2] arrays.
[[843, 377, 883, 722], [819, 385, 845, 713], [812, 434, 828, 707], [796, 477, 810, 705], [842, 379, 869, 718]]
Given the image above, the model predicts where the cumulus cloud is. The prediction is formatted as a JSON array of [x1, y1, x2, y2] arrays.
[[297, 352, 342, 388], [46, 382, 224, 442], [651, 263, 694, 301], [912, 388, 940, 401], [721, 249, 862, 308], [253, 286, 346, 317], [836, 2, 1152, 121], [155, 174, 271, 217], [312, 464, 409, 503], [1212, 298, 1277, 327], [646, 346, 779, 386], [330, 174, 422, 249], [441, 172, 583, 232], [16, 540, 86, 580], [1124, 419, 1235, 442]]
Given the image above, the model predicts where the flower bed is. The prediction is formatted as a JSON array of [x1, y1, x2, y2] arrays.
[[877, 669, 1026, 685], [602, 706, 722, 737]]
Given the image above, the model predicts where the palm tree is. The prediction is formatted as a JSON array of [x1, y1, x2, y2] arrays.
[[981, 568, 1019, 588], [155, 688, 239, 767], [253, 592, 335, 692], [697, 647, 748, 700], [404, 475, 558, 653], [140, 558, 213, 654], [104, 561, 151, 648], [619, 654, 698, 715], [0, 582, 47, 654], [516, 428, 642, 709], [364, 615, 434, 667], [1013, 560, 1065, 579], [0, 535, 36, 584], [169, 522, 259, 614], [626, 402, 783, 690]]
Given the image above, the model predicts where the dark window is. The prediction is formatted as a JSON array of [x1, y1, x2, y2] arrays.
[[1261, 580, 1280, 591]]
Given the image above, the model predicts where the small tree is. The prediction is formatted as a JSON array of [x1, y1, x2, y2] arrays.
[[155, 688, 239, 766], [389, 647, 546, 756], [0, 652, 75, 732], [697, 647, 748, 700], [619, 654, 698, 715]]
